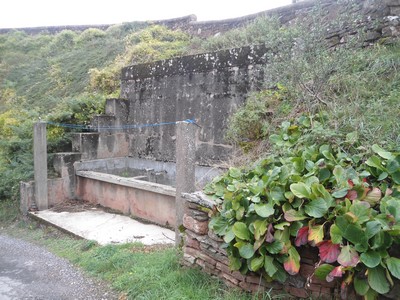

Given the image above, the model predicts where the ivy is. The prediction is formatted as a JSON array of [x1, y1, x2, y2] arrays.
[[207, 115, 400, 298]]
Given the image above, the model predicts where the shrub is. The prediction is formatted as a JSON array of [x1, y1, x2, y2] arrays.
[[207, 115, 400, 299]]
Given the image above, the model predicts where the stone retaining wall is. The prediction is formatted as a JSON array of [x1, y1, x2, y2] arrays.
[[181, 192, 337, 299]]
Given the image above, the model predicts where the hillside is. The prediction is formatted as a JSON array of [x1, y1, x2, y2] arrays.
[[0, 0, 399, 202]]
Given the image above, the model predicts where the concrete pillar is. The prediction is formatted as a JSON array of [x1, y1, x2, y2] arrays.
[[175, 121, 196, 246], [34, 121, 48, 210]]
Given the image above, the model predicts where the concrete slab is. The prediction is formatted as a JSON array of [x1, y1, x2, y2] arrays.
[[30, 210, 175, 246]]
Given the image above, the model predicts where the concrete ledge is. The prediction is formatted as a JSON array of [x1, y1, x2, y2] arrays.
[[76, 170, 176, 196], [29, 210, 175, 245]]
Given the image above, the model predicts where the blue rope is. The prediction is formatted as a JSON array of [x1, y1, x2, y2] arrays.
[[46, 119, 196, 131]]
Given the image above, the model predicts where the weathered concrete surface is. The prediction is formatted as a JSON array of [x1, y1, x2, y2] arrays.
[[0, 234, 117, 299], [72, 132, 129, 161], [121, 45, 268, 164], [33, 121, 48, 210], [175, 121, 196, 245], [76, 175, 176, 228], [31, 210, 175, 245]]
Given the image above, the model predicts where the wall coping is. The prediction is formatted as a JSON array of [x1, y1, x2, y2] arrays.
[[182, 191, 216, 208], [76, 170, 176, 196]]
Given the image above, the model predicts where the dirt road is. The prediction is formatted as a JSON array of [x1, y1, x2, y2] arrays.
[[0, 234, 117, 300]]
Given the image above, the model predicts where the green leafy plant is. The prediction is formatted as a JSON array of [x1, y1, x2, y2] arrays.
[[207, 115, 400, 299]]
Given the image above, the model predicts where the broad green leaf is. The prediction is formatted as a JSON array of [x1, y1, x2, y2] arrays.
[[391, 171, 400, 184], [349, 202, 371, 224], [253, 219, 268, 240], [265, 240, 284, 254], [223, 228, 235, 243], [337, 245, 359, 267], [235, 206, 245, 220], [333, 165, 346, 184], [284, 209, 307, 222], [354, 277, 370, 296], [238, 243, 255, 259], [378, 172, 388, 181], [250, 255, 264, 272], [332, 188, 348, 198], [305, 198, 329, 218], [283, 247, 300, 275], [386, 257, 400, 280], [290, 182, 311, 199], [289, 221, 303, 237], [233, 222, 251, 241], [209, 216, 229, 235], [229, 167, 242, 179], [321, 148, 336, 161], [335, 216, 368, 251], [314, 264, 334, 280], [360, 251, 381, 268], [250, 195, 261, 203], [371, 231, 393, 251], [318, 168, 331, 183], [312, 183, 333, 204], [264, 255, 277, 277], [365, 156, 385, 171], [365, 221, 381, 239], [368, 266, 390, 294], [272, 262, 287, 283], [330, 224, 343, 244], [363, 288, 378, 300], [387, 156, 400, 174], [228, 255, 242, 271], [254, 203, 275, 218], [270, 187, 286, 203], [308, 224, 324, 245], [274, 222, 290, 230], [372, 144, 394, 160]]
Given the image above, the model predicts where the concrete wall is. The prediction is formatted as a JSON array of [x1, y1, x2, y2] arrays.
[[76, 176, 176, 228], [119, 0, 399, 165], [121, 44, 268, 164]]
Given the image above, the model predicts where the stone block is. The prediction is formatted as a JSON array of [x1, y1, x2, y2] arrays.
[[239, 281, 266, 293], [221, 273, 240, 286], [184, 247, 217, 267], [185, 235, 200, 250], [183, 214, 209, 235], [285, 286, 310, 299], [182, 253, 196, 265], [208, 230, 223, 242]]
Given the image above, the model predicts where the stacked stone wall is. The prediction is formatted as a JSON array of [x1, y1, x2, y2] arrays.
[[181, 192, 338, 299]]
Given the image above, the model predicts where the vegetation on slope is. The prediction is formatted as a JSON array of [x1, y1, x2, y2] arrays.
[[0, 24, 191, 201]]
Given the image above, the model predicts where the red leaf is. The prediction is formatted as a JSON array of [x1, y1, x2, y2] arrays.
[[318, 240, 340, 263], [295, 226, 309, 247], [284, 247, 300, 275], [326, 266, 344, 282], [337, 245, 359, 267], [265, 223, 275, 243], [347, 180, 354, 188], [346, 190, 358, 200]]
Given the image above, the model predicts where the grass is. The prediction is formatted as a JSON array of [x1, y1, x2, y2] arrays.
[[0, 204, 290, 300]]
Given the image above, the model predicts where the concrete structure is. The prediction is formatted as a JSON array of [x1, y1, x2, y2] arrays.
[[31, 210, 175, 245], [121, 44, 268, 164], [175, 121, 197, 245], [33, 122, 48, 210]]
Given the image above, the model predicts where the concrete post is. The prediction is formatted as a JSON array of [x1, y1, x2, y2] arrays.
[[175, 121, 196, 246], [34, 121, 48, 210]]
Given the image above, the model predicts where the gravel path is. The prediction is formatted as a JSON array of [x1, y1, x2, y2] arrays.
[[0, 234, 118, 300]]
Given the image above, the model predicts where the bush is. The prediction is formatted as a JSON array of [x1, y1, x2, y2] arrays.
[[207, 115, 400, 299]]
